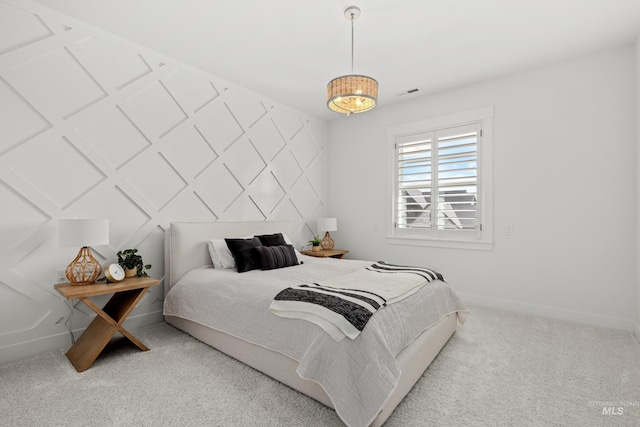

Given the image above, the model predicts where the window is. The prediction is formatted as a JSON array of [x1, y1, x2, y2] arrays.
[[388, 107, 493, 250]]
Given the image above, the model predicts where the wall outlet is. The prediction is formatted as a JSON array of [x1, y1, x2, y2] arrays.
[[56, 269, 68, 284]]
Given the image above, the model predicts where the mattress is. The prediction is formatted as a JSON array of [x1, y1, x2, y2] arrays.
[[164, 255, 467, 426]]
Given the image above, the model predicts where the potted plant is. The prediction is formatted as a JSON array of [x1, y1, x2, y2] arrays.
[[308, 235, 322, 252], [117, 248, 151, 277]]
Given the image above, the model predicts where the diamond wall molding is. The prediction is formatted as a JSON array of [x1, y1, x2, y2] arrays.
[[0, 0, 327, 362]]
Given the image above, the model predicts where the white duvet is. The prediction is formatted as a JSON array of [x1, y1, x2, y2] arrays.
[[163, 255, 467, 427]]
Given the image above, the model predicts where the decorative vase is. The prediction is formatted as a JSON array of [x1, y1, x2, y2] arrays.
[[125, 267, 137, 278], [312, 245, 321, 252]]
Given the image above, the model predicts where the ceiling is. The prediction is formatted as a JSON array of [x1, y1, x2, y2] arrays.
[[34, 0, 640, 121]]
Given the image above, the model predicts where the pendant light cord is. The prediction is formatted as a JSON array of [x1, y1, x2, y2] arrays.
[[350, 11, 355, 74]]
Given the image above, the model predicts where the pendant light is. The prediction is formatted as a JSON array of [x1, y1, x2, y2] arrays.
[[327, 6, 378, 116]]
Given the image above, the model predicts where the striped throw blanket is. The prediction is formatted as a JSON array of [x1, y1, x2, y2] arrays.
[[269, 262, 444, 341]]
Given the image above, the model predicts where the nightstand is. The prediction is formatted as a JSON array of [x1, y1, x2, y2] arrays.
[[300, 249, 349, 259], [54, 276, 160, 372]]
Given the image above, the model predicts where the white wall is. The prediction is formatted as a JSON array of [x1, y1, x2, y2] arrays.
[[636, 35, 640, 341], [328, 45, 637, 332], [0, 0, 328, 363]]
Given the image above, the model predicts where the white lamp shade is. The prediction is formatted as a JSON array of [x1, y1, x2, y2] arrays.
[[317, 218, 337, 233], [59, 219, 109, 247]]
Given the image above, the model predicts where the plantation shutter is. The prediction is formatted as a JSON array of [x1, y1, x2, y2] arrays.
[[396, 132, 434, 230], [435, 124, 479, 231], [396, 123, 481, 234]]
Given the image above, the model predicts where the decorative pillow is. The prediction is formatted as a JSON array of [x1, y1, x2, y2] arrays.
[[253, 245, 299, 270], [225, 237, 263, 273], [207, 239, 236, 269], [281, 233, 304, 259], [255, 233, 287, 247]]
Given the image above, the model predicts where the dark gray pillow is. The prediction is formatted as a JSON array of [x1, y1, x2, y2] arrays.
[[225, 237, 262, 273], [255, 233, 287, 247], [253, 245, 299, 270]]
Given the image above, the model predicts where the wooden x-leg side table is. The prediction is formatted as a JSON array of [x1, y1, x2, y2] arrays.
[[54, 276, 160, 372]]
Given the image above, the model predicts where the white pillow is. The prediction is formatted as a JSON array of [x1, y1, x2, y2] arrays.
[[207, 239, 236, 269]]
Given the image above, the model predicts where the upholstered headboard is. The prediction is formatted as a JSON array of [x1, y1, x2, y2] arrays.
[[164, 221, 292, 295]]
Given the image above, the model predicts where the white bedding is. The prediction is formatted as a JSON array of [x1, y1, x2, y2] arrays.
[[270, 262, 447, 341], [163, 255, 467, 427]]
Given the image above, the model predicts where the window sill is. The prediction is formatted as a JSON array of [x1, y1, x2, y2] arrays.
[[386, 235, 493, 251]]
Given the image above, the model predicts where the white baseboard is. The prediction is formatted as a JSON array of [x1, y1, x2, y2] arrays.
[[0, 310, 164, 365], [634, 322, 640, 344], [458, 292, 636, 334]]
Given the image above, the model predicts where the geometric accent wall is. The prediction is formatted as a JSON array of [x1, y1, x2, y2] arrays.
[[0, 0, 327, 362]]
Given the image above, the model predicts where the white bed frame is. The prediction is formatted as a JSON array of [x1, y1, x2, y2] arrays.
[[164, 221, 457, 426]]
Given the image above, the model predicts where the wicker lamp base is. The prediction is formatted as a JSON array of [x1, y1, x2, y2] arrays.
[[66, 246, 102, 285], [321, 231, 335, 250]]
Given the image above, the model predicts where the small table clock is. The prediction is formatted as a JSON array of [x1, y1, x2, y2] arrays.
[[104, 263, 125, 282]]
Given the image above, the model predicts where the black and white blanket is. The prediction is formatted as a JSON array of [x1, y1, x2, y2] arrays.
[[269, 262, 444, 341]]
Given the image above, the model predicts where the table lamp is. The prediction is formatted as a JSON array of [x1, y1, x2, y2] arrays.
[[59, 219, 109, 285], [317, 217, 337, 250]]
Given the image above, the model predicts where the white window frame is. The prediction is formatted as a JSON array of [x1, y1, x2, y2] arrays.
[[387, 106, 493, 251]]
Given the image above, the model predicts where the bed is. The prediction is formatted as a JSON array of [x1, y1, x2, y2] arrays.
[[163, 221, 467, 427]]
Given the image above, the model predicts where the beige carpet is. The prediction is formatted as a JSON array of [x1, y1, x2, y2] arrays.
[[1, 306, 639, 426]]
